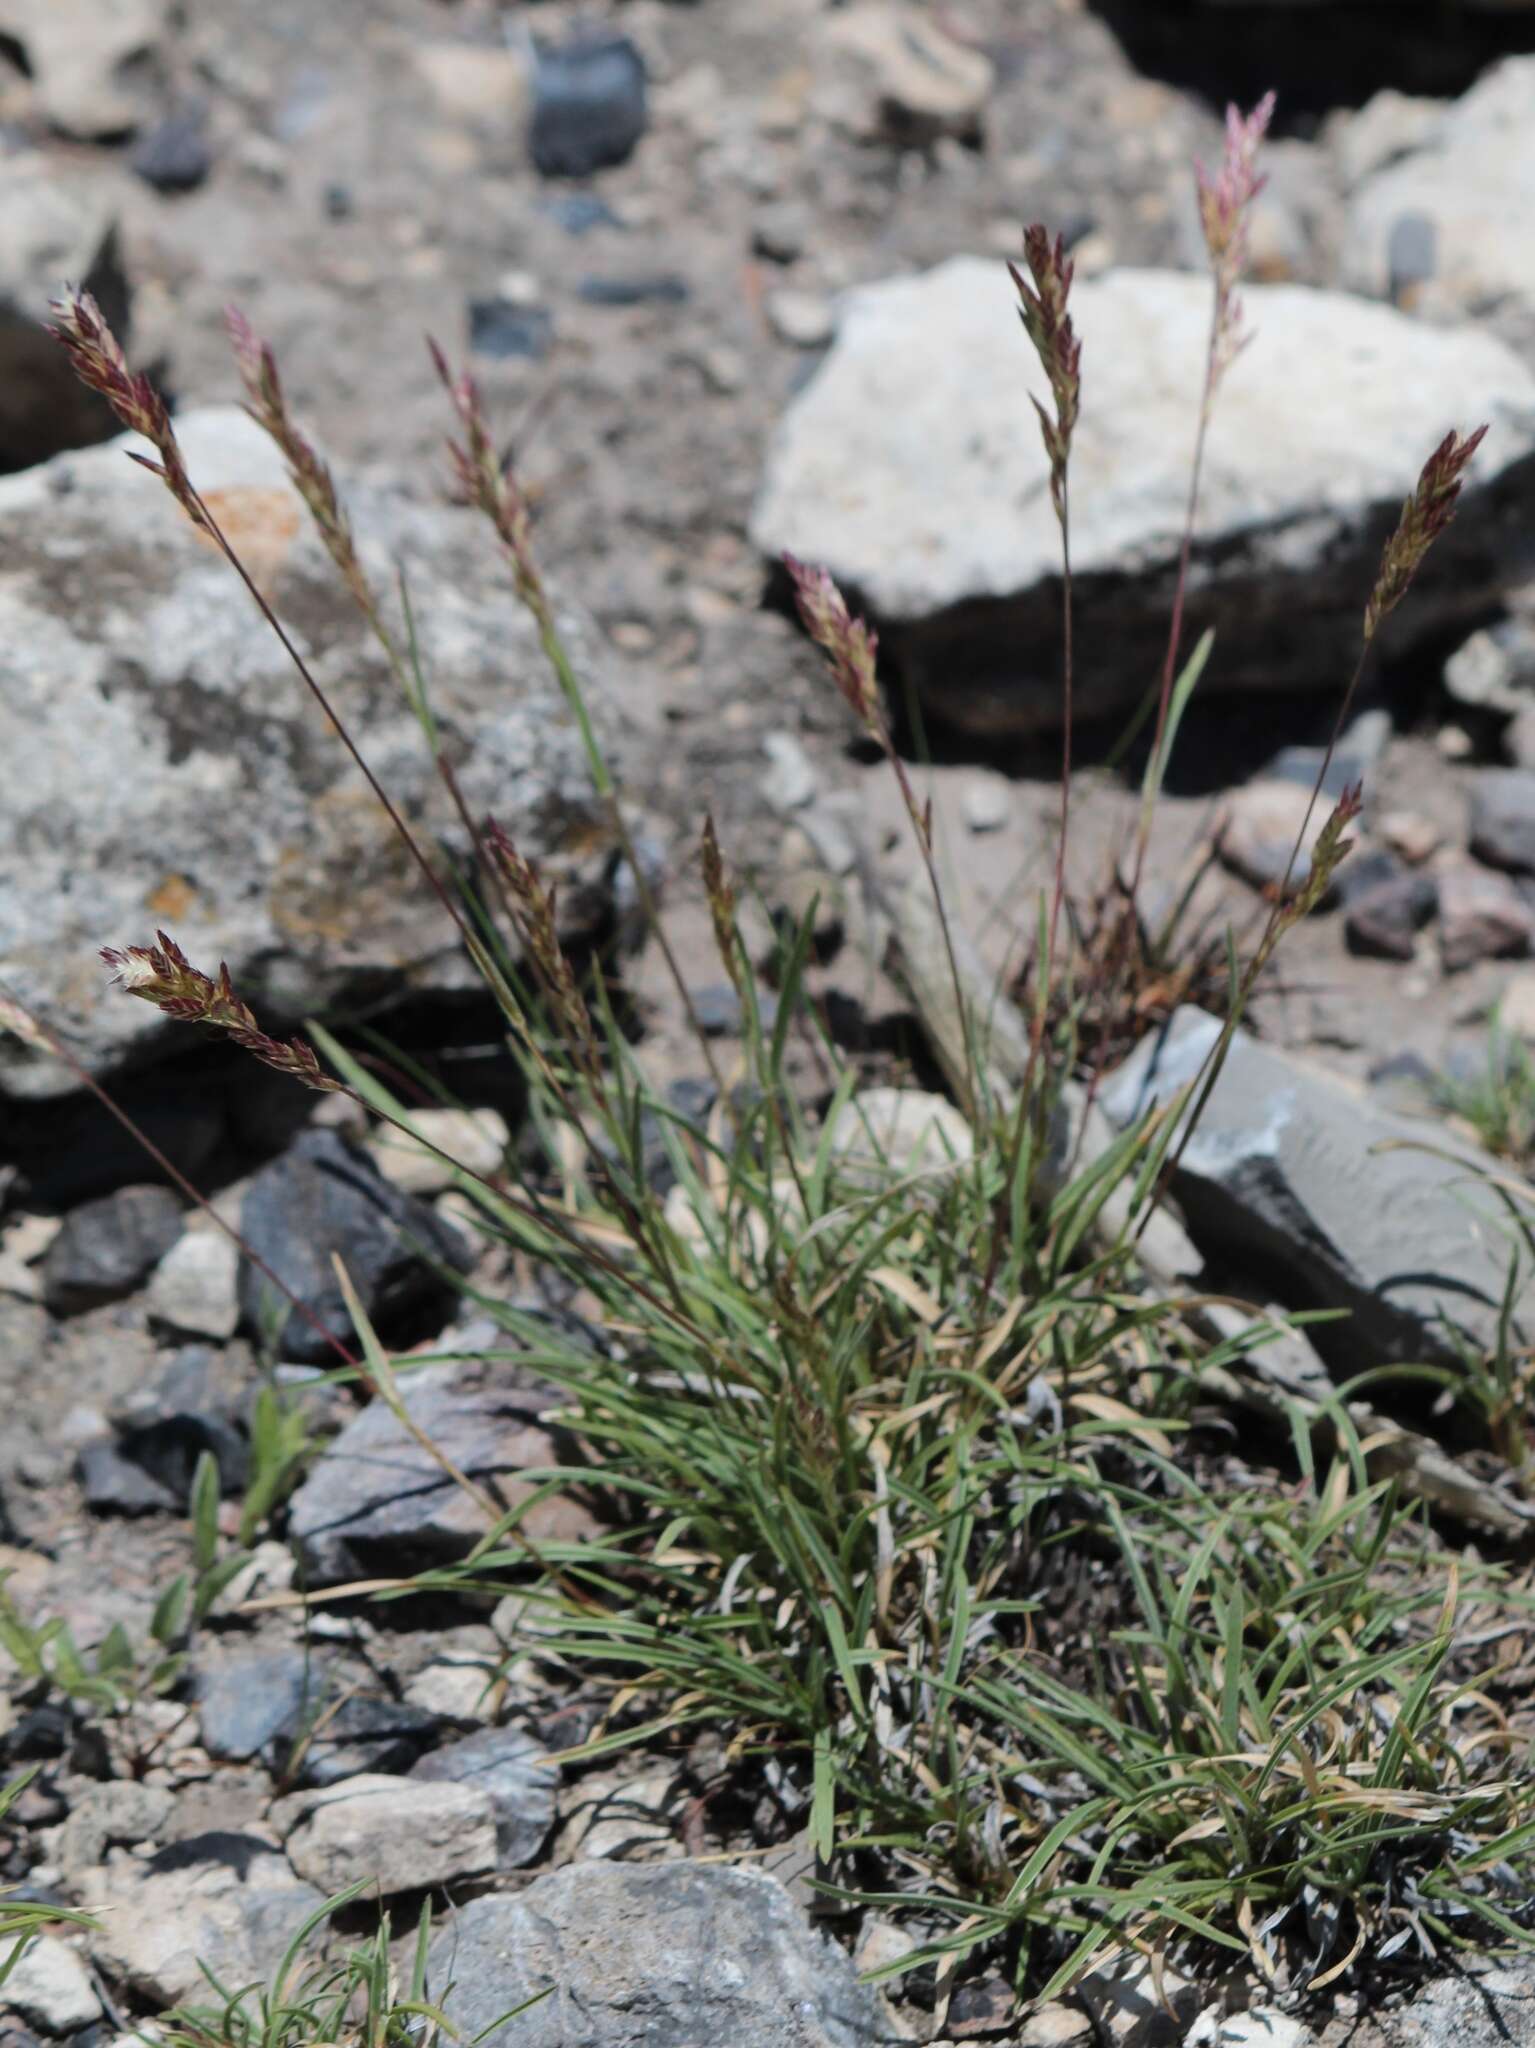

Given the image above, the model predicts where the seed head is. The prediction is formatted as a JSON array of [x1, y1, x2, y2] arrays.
[[100, 933, 343, 1092], [227, 305, 382, 632], [783, 555, 882, 736], [1009, 225, 1081, 523], [429, 341, 548, 628], [1365, 425, 1489, 644], [1194, 92, 1276, 393], [50, 289, 209, 533]]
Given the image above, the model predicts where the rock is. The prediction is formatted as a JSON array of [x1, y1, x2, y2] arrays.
[[1077, 1953, 1198, 2048], [42, 1187, 183, 1317], [0, 408, 622, 1102], [1343, 59, 1535, 346], [1211, 2015, 1313, 2048], [410, 1726, 556, 1868], [0, 0, 164, 138], [366, 1108, 509, 1198], [1470, 768, 1535, 874], [762, 731, 818, 813], [1018, 2006, 1095, 2048], [0, 1936, 101, 2034], [555, 1764, 680, 1863], [751, 204, 810, 266], [468, 297, 553, 361], [271, 1775, 496, 1896], [1510, 701, 1535, 770], [810, 4, 994, 147], [85, 1408, 247, 1512], [1101, 1006, 1532, 1366], [1378, 1959, 1535, 2048], [427, 1863, 884, 2048], [751, 262, 1535, 738], [147, 1228, 241, 1340], [1342, 862, 1437, 959], [0, 155, 131, 474], [1445, 616, 1535, 714], [1215, 778, 1339, 901], [77, 1438, 180, 1515], [237, 1128, 472, 1363], [530, 31, 647, 179], [81, 1834, 326, 2008], [1499, 968, 1535, 1038], [1439, 864, 1535, 970], [286, 1353, 600, 1586], [294, 1694, 443, 1788], [961, 778, 1011, 833], [1379, 808, 1442, 864], [196, 1647, 316, 1763], [412, 41, 531, 130], [766, 289, 836, 349], [824, 1087, 973, 1178], [131, 107, 213, 194], [56, 1781, 173, 1872]]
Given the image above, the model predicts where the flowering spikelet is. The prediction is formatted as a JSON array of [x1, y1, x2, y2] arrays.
[[1009, 224, 1081, 523], [50, 289, 209, 533], [483, 821, 602, 1080], [100, 933, 343, 1092], [1194, 91, 1276, 393], [428, 341, 549, 629], [1365, 425, 1489, 643], [700, 815, 740, 991], [227, 305, 384, 633], [783, 555, 882, 736]]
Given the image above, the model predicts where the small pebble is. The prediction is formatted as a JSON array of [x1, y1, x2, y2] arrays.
[[766, 288, 835, 348]]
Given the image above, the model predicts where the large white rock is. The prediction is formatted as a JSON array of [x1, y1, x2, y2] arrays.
[[0, 409, 624, 1100], [271, 1774, 498, 1896], [751, 261, 1535, 736], [1341, 58, 1535, 345]]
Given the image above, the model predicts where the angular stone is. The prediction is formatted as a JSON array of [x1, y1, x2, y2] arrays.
[[1445, 616, 1535, 714], [0, 408, 622, 1101], [752, 263, 1535, 737], [0, 1935, 101, 2034], [81, 1834, 326, 2008], [1438, 864, 1535, 971], [1344, 870, 1437, 959], [410, 1726, 557, 1867], [42, 1186, 183, 1316], [271, 1774, 497, 1896], [1101, 1006, 1532, 1366], [824, 1087, 974, 1177], [238, 1128, 472, 1363], [810, 4, 994, 146], [427, 1863, 885, 2048], [1343, 59, 1535, 348], [147, 1227, 241, 1339], [0, 153, 131, 473], [530, 31, 646, 179], [1469, 768, 1535, 874], [0, 0, 165, 139], [1215, 779, 1338, 901], [366, 1108, 510, 1198], [286, 1354, 601, 1585]]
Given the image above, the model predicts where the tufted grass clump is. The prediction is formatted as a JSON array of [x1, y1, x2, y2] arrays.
[[13, 80, 1535, 2024]]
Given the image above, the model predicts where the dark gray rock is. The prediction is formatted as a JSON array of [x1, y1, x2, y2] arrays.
[[78, 1438, 181, 1516], [286, 1354, 602, 1585], [530, 32, 647, 179], [42, 1185, 183, 1315], [410, 1726, 556, 1867], [297, 1694, 443, 1787], [1469, 768, 1535, 875], [97, 1412, 248, 1510], [197, 1648, 316, 1762], [131, 107, 213, 193], [428, 1862, 884, 2048], [1343, 861, 1437, 959], [237, 1128, 472, 1363], [1101, 1005, 1532, 1368], [469, 298, 553, 361], [577, 275, 689, 308]]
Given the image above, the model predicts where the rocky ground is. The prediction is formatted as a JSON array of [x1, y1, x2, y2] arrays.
[[7, 1, 1535, 2044]]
